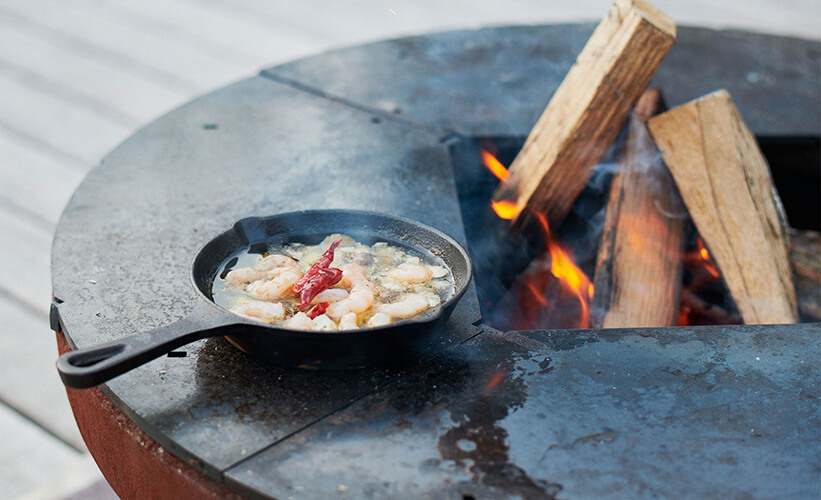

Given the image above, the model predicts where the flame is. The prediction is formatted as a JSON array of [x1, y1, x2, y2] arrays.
[[491, 200, 524, 220], [483, 149, 523, 220], [526, 281, 549, 306], [535, 213, 593, 329], [696, 238, 720, 278], [482, 145, 591, 329], [481, 149, 511, 182], [678, 237, 730, 326]]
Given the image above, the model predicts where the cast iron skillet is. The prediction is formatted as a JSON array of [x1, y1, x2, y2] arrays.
[[56, 210, 473, 389]]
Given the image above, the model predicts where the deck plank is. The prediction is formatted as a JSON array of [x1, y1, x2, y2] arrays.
[[0, 23, 189, 125], [86, 0, 323, 68], [0, 133, 87, 228], [193, 0, 362, 46], [0, 4, 198, 95], [0, 298, 85, 450], [1, 0, 252, 91], [0, 76, 133, 166], [0, 206, 53, 315], [0, 402, 83, 498]]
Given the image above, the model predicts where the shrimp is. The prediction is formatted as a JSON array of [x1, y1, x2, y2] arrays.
[[226, 254, 299, 287], [311, 314, 337, 331], [338, 263, 372, 288], [366, 312, 391, 327], [338, 312, 359, 330], [377, 293, 431, 319], [285, 312, 313, 330], [229, 301, 285, 323], [246, 267, 302, 301], [224, 267, 268, 287], [326, 264, 375, 320], [387, 263, 433, 283], [325, 286, 374, 319], [312, 288, 349, 304], [255, 254, 299, 271]]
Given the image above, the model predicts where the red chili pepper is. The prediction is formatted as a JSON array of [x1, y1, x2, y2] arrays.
[[294, 239, 343, 309], [306, 302, 329, 319], [295, 268, 342, 309]]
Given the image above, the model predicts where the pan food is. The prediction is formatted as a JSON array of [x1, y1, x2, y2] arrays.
[[216, 234, 455, 331], [56, 210, 473, 388]]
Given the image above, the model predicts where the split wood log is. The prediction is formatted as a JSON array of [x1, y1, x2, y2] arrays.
[[592, 89, 686, 328], [789, 228, 821, 321], [492, 0, 676, 227], [647, 90, 798, 324]]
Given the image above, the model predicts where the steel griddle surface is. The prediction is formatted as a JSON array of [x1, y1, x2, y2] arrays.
[[52, 25, 820, 498]]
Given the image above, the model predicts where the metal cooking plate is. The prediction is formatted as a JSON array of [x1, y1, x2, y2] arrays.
[[51, 25, 820, 498]]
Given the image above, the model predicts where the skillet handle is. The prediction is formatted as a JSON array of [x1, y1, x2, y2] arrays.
[[57, 308, 236, 389]]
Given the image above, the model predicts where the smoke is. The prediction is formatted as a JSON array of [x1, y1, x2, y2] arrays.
[[449, 120, 703, 332]]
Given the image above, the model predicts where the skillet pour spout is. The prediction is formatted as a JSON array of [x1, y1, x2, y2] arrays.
[[56, 210, 473, 388]]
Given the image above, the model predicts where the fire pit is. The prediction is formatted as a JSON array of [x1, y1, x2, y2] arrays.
[[51, 22, 819, 498]]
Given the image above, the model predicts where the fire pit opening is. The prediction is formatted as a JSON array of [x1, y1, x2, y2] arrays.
[[449, 134, 820, 332]]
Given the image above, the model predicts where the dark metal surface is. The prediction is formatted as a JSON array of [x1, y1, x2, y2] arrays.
[[51, 75, 481, 475], [56, 210, 474, 387], [226, 323, 820, 499], [264, 25, 821, 137], [51, 25, 820, 497]]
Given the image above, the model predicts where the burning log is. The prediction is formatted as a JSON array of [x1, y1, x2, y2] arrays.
[[647, 90, 799, 324], [592, 89, 686, 328], [492, 0, 676, 227], [789, 228, 821, 321]]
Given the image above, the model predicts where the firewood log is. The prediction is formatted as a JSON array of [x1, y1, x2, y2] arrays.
[[492, 0, 676, 227], [648, 90, 798, 324], [592, 89, 686, 328]]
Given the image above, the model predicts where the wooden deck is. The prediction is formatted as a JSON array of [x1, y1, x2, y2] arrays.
[[0, 0, 816, 497]]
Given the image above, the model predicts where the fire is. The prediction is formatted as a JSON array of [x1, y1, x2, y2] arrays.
[[696, 238, 720, 278], [536, 213, 594, 329], [526, 281, 549, 306], [481, 149, 510, 182], [678, 236, 734, 326], [484, 146, 592, 329], [483, 149, 524, 220], [491, 200, 523, 220]]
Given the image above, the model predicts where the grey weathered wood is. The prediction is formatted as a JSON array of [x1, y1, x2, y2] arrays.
[[0, 23, 188, 124], [0, 206, 53, 315], [85, 0, 325, 67], [4, 0, 250, 89], [0, 402, 83, 498], [0, 133, 86, 228], [222, 0, 393, 44], [0, 298, 85, 449], [0, 4, 200, 94], [0, 76, 132, 165], [15, 455, 116, 500]]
